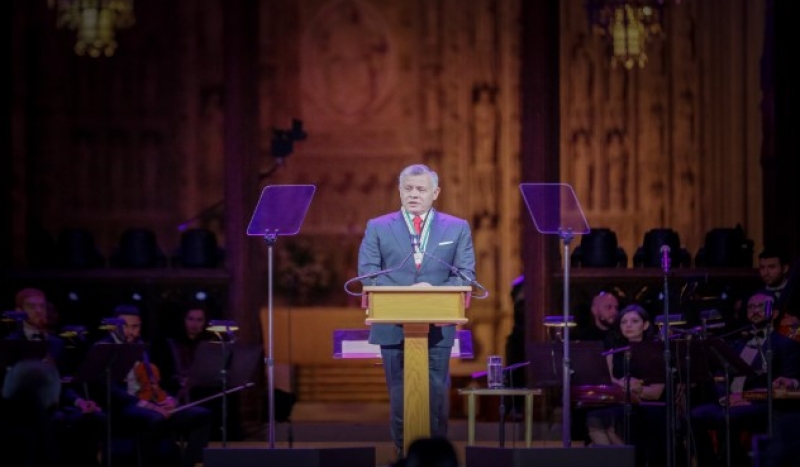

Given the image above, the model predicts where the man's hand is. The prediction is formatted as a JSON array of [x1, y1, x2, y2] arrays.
[[720, 392, 752, 407], [773, 376, 800, 389], [75, 398, 101, 413], [138, 399, 173, 418], [157, 396, 178, 411]]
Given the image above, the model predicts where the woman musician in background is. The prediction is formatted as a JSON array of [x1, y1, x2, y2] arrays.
[[152, 302, 244, 441], [584, 304, 669, 467]]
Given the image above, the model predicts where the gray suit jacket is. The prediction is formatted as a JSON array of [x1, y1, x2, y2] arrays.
[[357, 209, 476, 347]]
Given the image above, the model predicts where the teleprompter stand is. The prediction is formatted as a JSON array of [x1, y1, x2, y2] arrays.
[[203, 184, 374, 467], [520, 183, 589, 448], [465, 184, 634, 467]]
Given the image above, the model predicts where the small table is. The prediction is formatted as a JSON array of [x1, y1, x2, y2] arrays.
[[457, 387, 543, 447]]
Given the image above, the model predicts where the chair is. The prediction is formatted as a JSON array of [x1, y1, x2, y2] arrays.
[[571, 227, 628, 267], [110, 228, 167, 268], [694, 225, 754, 267], [633, 228, 691, 268], [171, 228, 224, 268], [55, 228, 105, 268]]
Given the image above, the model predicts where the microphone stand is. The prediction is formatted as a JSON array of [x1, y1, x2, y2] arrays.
[[207, 322, 237, 447], [623, 347, 632, 444], [661, 245, 676, 467], [707, 343, 735, 467], [500, 361, 530, 448], [765, 302, 774, 437], [684, 329, 694, 467], [723, 360, 732, 467]]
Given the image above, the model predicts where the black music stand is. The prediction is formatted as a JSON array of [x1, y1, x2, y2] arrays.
[[246, 184, 315, 449], [670, 334, 717, 466], [702, 337, 757, 467], [184, 341, 262, 446], [520, 183, 590, 448], [527, 340, 611, 388], [72, 342, 146, 467]]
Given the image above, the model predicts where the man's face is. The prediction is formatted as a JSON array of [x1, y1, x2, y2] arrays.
[[184, 309, 206, 339], [746, 293, 774, 325], [120, 314, 142, 343], [591, 293, 619, 330], [399, 173, 440, 216], [759, 257, 788, 288], [19, 294, 48, 330]]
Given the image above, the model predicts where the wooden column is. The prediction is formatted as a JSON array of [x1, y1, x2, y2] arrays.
[[223, 0, 263, 343]]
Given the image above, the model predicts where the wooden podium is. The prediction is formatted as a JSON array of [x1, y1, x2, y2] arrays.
[[362, 285, 471, 454]]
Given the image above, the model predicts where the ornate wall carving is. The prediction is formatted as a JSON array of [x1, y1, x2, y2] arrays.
[[9, 0, 767, 369], [559, 0, 765, 263]]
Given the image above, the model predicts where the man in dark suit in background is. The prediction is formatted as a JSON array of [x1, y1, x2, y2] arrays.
[[5, 287, 106, 466], [358, 163, 477, 458]]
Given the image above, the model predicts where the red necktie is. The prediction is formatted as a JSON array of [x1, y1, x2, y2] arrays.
[[413, 216, 423, 269], [413, 216, 423, 235]]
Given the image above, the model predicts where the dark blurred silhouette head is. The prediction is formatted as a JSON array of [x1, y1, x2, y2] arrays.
[[403, 436, 459, 467]]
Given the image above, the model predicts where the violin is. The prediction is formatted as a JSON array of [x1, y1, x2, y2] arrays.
[[134, 351, 168, 403]]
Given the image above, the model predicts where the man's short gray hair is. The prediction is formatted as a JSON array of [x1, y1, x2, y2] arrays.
[[398, 164, 439, 189]]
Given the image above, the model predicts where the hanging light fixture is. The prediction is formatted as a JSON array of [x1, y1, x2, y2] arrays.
[[586, 0, 678, 70], [48, 0, 136, 58]]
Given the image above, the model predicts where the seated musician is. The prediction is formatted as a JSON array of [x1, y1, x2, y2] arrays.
[[571, 287, 622, 342], [152, 302, 244, 441], [5, 287, 107, 466], [94, 304, 212, 467], [584, 304, 668, 467], [689, 289, 800, 467]]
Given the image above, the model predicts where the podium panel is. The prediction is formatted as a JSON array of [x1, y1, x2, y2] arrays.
[[364, 286, 470, 324]]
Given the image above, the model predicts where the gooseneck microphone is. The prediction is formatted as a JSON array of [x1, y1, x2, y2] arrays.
[[343, 249, 416, 295], [661, 244, 671, 273], [412, 236, 489, 299]]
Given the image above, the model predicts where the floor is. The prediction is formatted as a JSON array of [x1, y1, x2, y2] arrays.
[[202, 419, 568, 467]]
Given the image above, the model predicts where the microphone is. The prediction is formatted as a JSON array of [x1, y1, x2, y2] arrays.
[[419, 250, 489, 299], [661, 245, 671, 272], [343, 250, 417, 295]]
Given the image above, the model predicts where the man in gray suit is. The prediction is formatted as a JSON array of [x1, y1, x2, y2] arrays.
[[357, 163, 477, 458]]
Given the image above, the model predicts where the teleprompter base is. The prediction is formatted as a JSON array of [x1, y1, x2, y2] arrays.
[[203, 446, 376, 467], [466, 446, 635, 467]]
